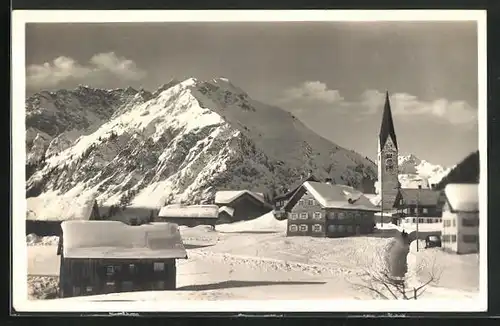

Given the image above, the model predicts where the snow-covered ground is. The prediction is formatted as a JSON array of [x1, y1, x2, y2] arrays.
[[26, 213, 479, 302]]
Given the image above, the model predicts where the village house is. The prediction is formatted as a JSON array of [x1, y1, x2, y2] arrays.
[[441, 183, 479, 254], [26, 196, 100, 236], [394, 186, 443, 223], [214, 190, 273, 221], [158, 204, 219, 228], [57, 220, 187, 298], [283, 181, 379, 237], [95, 205, 160, 226]]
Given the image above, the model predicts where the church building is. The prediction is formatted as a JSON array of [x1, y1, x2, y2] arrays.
[[378, 91, 400, 210]]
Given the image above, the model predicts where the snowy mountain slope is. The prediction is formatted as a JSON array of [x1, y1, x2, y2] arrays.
[[398, 154, 453, 188], [26, 78, 377, 208], [25, 86, 152, 168]]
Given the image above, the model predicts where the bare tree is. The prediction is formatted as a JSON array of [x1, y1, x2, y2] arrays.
[[349, 245, 442, 300]]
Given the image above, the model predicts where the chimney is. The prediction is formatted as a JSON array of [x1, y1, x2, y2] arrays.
[[418, 185, 422, 189]]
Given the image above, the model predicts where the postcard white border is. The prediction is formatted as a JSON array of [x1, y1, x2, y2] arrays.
[[12, 9, 488, 313]]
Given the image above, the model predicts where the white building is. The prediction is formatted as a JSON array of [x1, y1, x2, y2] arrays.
[[441, 183, 479, 254]]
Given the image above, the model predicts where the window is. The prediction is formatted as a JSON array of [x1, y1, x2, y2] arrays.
[[308, 199, 315, 206], [412, 218, 416, 223], [300, 212, 308, 219], [154, 262, 165, 272], [443, 220, 451, 227], [313, 212, 322, 220], [129, 264, 136, 273], [289, 224, 298, 232], [312, 224, 322, 232], [452, 219, 456, 227], [451, 235, 457, 242], [462, 234, 478, 243], [290, 213, 298, 220], [327, 212, 337, 220], [106, 266, 114, 276], [442, 234, 450, 242], [338, 225, 345, 232], [338, 212, 345, 219], [298, 200, 304, 206], [299, 224, 308, 232], [462, 218, 479, 227], [423, 208, 428, 214], [86, 286, 93, 293], [346, 225, 353, 233], [328, 225, 337, 233], [355, 225, 361, 234], [73, 287, 81, 296], [385, 153, 393, 159]]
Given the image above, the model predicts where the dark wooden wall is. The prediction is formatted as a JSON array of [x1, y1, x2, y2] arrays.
[[228, 194, 271, 221], [59, 258, 177, 298]]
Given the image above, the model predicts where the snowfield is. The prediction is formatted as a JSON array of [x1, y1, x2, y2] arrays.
[[25, 213, 479, 303]]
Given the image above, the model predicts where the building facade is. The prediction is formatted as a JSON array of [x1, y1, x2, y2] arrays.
[[58, 220, 188, 298], [284, 182, 377, 238], [394, 187, 443, 219], [441, 184, 479, 254], [377, 92, 400, 210]]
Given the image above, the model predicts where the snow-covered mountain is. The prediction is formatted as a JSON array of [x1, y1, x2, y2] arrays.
[[398, 154, 453, 189], [26, 77, 377, 208]]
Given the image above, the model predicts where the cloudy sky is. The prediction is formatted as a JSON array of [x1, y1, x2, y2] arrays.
[[25, 21, 479, 167]]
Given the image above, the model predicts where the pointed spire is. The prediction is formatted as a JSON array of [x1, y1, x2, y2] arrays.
[[379, 91, 398, 151]]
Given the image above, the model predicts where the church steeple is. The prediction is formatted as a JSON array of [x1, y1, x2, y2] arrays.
[[378, 91, 398, 151]]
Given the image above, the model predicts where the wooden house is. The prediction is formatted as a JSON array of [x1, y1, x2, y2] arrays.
[[218, 206, 235, 224], [283, 181, 379, 238], [26, 196, 100, 236], [96, 205, 160, 225], [441, 184, 479, 254], [58, 220, 188, 298], [394, 187, 442, 219], [214, 190, 273, 221], [158, 204, 219, 228]]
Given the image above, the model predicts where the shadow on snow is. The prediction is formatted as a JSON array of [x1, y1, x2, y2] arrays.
[[177, 280, 326, 291]]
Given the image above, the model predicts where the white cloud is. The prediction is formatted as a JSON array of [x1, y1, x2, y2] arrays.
[[279, 81, 344, 105], [278, 82, 477, 125], [26, 52, 146, 90]]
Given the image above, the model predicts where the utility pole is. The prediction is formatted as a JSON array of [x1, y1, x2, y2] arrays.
[[381, 165, 384, 227], [416, 185, 421, 252]]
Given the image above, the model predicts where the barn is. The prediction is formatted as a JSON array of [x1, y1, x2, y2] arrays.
[[283, 181, 379, 237], [214, 190, 273, 222], [26, 195, 100, 236], [158, 204, 219, 228], [218, 206, 235, 224], [58, 220, 188, 298]]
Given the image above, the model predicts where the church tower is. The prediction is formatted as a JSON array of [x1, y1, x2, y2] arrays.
[[378, 91, 399, 210]]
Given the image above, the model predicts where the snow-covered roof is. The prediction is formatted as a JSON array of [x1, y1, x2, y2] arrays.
[[61, 220, 187, 259], [26, 195, 97, 221], [444, 184, 479, 213], [300, 182, 379, 211], [218, 206, 235, 217], [98, 205, 160, 223], [158, 204, 219, 219], [364, 193, 381, 206], [214, 190, 266, 205], [399, 188, 441, 206]]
